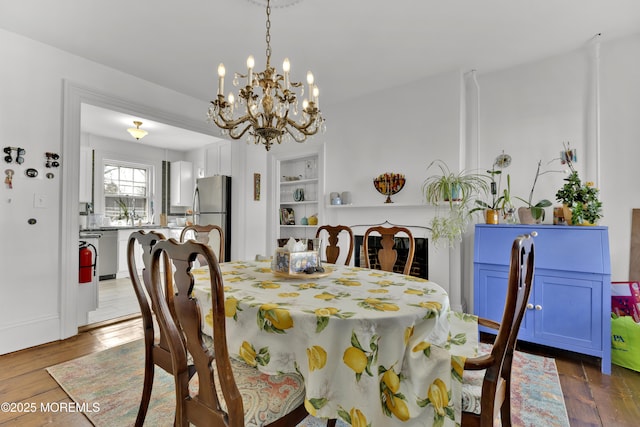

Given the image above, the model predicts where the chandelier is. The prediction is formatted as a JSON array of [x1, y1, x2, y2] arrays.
[[207, 0, 325, 151]]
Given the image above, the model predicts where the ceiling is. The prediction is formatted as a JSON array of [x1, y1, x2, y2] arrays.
[[2, 0, 640, 148], [80, 104, 221, 151]]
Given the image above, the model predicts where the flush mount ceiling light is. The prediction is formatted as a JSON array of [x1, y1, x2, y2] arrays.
[[207, 0, 325, 151], [127, 121, 148, 140]]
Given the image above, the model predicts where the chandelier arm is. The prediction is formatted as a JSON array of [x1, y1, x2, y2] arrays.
[[211, 110, 255, 131], [227, 123, 255, 140], [285, 116, 320, 135], [283, 118, 321, 142], [283, 126, 308, 143]]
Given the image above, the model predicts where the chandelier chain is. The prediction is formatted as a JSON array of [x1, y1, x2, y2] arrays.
[[265, 0, 272, 65]]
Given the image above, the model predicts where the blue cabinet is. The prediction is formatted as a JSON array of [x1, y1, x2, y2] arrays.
[[473, 224, 611, 374]]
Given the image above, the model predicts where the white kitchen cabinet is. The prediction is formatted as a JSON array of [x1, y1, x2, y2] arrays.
[[116, 228, 169, 278], [170, 161, 194, 206], [205, 140, 232, 177], [168, 227, 184, 240], [79, 147, 93, 203]]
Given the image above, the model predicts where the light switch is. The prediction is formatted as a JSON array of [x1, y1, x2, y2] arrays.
[[34, 194, 47, 208]]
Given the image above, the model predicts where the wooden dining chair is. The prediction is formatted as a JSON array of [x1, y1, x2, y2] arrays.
[[362, 225, 415, 275], [127, 230, 175, 427], [461, 234, 535, 427], [180, 224, 224, 264], [149, 238, 308, 427], [316, 224, 354, 265]]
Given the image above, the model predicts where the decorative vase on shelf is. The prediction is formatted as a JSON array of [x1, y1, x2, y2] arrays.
[[373, 172, 406, 203], [485, 209, 499, 224], [518, 207, 543, 225], [503, 207, 517, 224], [562, 204, 572, 225]]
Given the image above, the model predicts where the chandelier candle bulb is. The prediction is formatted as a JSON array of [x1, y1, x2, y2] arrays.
[[283, 58, 290, 88], [307, 71, 314, 99], [247, 55, 255, 84], [217, 63, 225, 95], [227, 93, 235, 113]]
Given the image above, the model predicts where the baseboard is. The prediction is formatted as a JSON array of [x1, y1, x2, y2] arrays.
[[0, 314, 60, 355]]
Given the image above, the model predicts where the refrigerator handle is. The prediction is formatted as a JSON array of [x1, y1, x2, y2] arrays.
[[192, 185, 200, 225]]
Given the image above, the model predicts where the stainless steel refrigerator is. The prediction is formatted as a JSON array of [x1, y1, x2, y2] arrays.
[[193, 175, 231, 261]]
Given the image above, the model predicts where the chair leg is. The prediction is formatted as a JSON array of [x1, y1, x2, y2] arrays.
[[501, 381, 512, 427], [134, 347, 154, 427]]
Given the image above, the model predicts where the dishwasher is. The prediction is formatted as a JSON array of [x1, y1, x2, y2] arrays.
[[98, 230, 118, 280]]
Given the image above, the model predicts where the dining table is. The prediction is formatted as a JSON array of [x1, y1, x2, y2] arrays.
[[191, 259, 479, 427]]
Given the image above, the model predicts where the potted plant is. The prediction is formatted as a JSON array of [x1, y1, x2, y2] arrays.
[[500, 174, 518, 224], [422, 160, 488, 206], [555, 142, 603, 225], [515, 160, 553, 224], [422, 160, 488, 247], [472, 166, 506, 224]]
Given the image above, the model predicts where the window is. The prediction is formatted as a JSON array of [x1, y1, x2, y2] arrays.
[[103, 162, 150, 222]]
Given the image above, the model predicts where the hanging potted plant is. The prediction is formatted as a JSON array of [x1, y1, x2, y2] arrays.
[[422, 160, 488, 206], [422, 160, 488, 247], [555, 143, 603, 225]]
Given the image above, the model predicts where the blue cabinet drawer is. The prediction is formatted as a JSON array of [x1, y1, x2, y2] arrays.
[[474, 224, 610, 274]]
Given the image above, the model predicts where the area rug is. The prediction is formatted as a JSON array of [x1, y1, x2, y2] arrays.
[[47, 340, 569, 426]]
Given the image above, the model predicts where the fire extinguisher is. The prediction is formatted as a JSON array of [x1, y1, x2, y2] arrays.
[[79, 241, 97, 283]]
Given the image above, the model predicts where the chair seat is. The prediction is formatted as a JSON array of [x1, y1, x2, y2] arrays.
[[461, 342, 493, 415], [461, 368, 485, 415], [189, 357, 306, 426]]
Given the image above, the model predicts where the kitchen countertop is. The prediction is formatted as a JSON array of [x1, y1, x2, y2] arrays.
[[80, 224, 184, 232]]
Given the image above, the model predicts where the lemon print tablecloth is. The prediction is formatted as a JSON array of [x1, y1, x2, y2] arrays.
[[192, 260, 478, 426]]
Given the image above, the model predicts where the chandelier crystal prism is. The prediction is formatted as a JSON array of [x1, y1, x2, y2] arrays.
[[207, 0, 325, 151]]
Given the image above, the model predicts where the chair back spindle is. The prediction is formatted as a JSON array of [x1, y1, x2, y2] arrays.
[[316, 224, 354, 265], [363, 225, 415, 275]]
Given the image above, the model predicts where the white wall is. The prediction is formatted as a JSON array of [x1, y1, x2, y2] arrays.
[[0, 28, 225, 354], [475, 33, 640, 286], [323, 70, 464, 301], [2, 23, 638, 354], [599, 33, 640, 281], [321, 33, 640, 312]]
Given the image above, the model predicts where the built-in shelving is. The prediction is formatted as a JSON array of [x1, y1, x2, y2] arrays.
[[267, 146, 325, 250]]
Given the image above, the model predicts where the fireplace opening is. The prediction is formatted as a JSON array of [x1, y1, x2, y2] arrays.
[[354, 235, 428, 279]]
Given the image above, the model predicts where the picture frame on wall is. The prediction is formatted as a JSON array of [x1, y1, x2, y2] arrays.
[[254, 173, 261, 201]]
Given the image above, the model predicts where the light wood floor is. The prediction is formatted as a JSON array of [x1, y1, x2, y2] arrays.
[[0, 318, 639, 426], [87, 278, 140, 325]]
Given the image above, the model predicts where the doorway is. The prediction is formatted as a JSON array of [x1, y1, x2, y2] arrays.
[[62, 81, 222, 335]]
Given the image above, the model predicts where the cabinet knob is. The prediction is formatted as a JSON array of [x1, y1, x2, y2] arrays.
[[526, 303, 534, 309], [530, 231, 538, 237], [535, 304, 542, 310]]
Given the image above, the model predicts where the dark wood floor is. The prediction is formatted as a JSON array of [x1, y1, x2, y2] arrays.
[[0, 317, 639, 426]]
